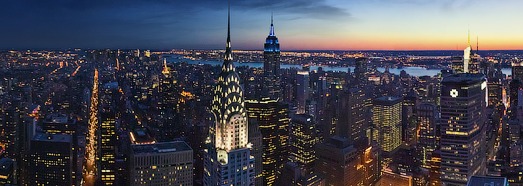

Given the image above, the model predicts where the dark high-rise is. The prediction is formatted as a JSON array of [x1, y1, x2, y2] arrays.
[[246, 98, 290, 186], [263, 15, 281, 100], [440, 73, 487, 185], [29, 133, 73, 185]]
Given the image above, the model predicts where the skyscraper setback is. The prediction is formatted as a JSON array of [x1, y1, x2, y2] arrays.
[[203, 3, 255, 185]]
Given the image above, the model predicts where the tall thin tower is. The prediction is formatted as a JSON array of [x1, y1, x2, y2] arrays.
[[204, 1, 255, 185], [83, 69, 100, 186], [263, 13, 281, 100]]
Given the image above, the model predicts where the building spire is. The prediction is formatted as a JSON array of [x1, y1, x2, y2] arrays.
[[476, 36, 479, 52], [225, 0, 233, 61], [467, 30, 471, 47], [162, 58, 170, 75], [269, 12, 275, 36]]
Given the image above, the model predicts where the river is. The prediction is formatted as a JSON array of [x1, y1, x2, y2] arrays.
[[165, 57, 511, 77]]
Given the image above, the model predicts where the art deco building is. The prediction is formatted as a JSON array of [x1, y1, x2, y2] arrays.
[[440, 73, 487, 185], [262, 15, 281, 100], [203, 4, 255, 186]]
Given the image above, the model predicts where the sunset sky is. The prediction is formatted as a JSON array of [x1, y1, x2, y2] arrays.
[[1, 0, 523, 50]]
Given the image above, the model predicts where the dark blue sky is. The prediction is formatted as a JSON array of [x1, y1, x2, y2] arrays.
[[0, 0, 350, 50], [2, 0, 522, 50]]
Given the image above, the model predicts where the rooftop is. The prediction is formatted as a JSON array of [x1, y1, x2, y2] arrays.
[[374, 96, 402, 105], [32, 133, 72, 143], [0, 158, 13, 178], [466, 176, 508, 186], [442, 73, 485, 85], [132, 141, 192, 154]]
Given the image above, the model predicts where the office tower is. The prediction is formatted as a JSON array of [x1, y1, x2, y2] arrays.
[[158, 58, 179, 138], [509, 79, 522, 108], [248, 119, 263, 186], [100, 82, 119, 185], [29, 133, 73, 185], [278, 162, 325, 186], [452, 56, 465, 73], [512, 63, 523, 82], [289, 114, 321, 171], [429, 150, 442, 186], [296, 70, 310, 114], [487, 77, 502, 107], [246, 98, 290, 186], [440, 73, 487, 185], [372, 96, 403, 152], [0, 99, 21, 159], [262, 14, 281, 100], [315, 137, 378, 186], [83, 69, 100, 185], [42, 113, 77, 135], [402, 92, 418, 144], [354, 57, 368, 87], [324, 86, 368, 141], [417, 103, 438, 168], [129, 141, 193, 186], [204, 4, 255, 186]]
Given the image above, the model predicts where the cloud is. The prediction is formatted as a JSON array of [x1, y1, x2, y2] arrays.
[[0, 0, 350, 49]]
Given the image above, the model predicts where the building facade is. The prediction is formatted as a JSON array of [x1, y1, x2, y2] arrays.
[[372, 96, 403, 152], [440, 73, 487, 185], [129, 141, 193, 186], [203, 5, 255, 186]]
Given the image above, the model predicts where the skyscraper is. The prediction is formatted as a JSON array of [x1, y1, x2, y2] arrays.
[[288, 114, 321, 172], [417, 103, 438, 169], [262, 14, 281, 100], [440, 73, 487, 185], [296, 70, 310, 114], [129, 141, 193, 186], [248, 119, 263, 186], [204, 3, 255, 185], [246, 98, 290, 186], [29, 133, 73, 185], [100, 82, 119, 185], [372, 96, 403, 153]]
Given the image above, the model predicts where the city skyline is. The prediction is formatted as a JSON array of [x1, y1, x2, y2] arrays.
[[2, 0, 523, 50]]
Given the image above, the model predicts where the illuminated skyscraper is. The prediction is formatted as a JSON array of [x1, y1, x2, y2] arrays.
[[129, 141, 193, 186], [83, 69, 100, 186], [29, 133, 73, 185], [100, 82, 119, 185], [296, 70, 310, 114], [315, 137, 378, 186], [289, 114, 321, 172], [262, 14, 281, 100], [372, 96, 402, 152], [246, 98, 290, 186], [204, 3, 255, 185], [248, 119, 263, 186], [417, 103, 438, 169], [440, 73, 487, 185]]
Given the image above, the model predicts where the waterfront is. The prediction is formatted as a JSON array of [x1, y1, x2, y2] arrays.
[[166, 57, 511, 77]]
